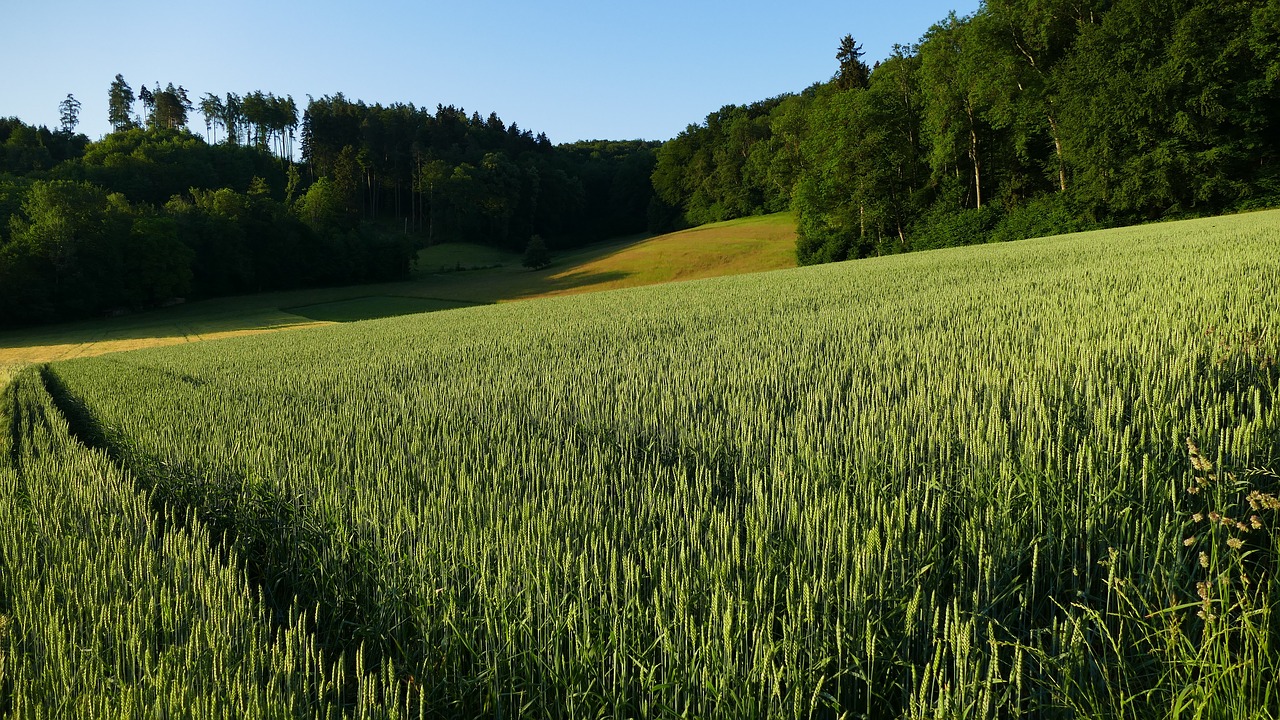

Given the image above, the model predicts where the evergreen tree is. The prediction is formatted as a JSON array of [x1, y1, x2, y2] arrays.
[[58, 94, 81, 135], [835, 35, 871, 90], [108, 75, 136, 132], [199, 93, 224, 143], [150, 83, 191, 130], [138, 85, 155, 127]]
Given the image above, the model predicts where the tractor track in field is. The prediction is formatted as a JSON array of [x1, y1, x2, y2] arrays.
[[0, 366, 402, 713], [34, 364, 407, 702], [37, 364, 300, 629]]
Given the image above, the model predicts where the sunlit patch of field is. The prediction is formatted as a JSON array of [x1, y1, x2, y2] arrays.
[[0, 308, 329, 365], [535, 212, 798, 296], [0, 362, 18, 390]]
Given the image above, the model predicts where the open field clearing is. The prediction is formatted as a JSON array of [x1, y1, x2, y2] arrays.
[[0, 213, 796, 365], [2, 210, 1279, 717], [410, 213, 798, 305]]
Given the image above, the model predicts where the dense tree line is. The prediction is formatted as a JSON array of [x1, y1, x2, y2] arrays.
[[0, 77, 658, 327], [299, 95, 657, 249], [653, 0, 1280, 263], [1, 73, 416, 327], [0, 117, 410, 326]]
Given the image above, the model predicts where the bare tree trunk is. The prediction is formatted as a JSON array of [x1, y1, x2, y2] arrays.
[[1047, 113, 1067, 193], [968, 104, 982, 210]]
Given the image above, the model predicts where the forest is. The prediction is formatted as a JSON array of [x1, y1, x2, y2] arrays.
[[653, 0, 1280, 262], [1, 0, 1277, 326], [0, 84, 658, 327]]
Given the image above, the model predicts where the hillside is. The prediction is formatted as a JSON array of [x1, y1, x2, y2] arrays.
[[0, 213, 796, 365], [415, 212, 797, 303], [3, 210, 1278, 717]]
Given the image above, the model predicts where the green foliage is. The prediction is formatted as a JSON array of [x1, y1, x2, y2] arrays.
[[560, 140, 658, 239], [0, 80, 641, 328], [297, 176, 355, 231], [987, 192, 1097, 243], [107, 74, 137, 132], [651, 97, 797, 229], [73, 128, 281, 206], [793, 53, 927, 264], [0, 123, 417, 326], [521, 233, 551, 270], [145, 83, 193, 132], [907, 203, 1001, 250], [665, 1, 1280, 264], [0, 180, 178, 322], [834, 35, 871, 90], [0, 117, 85, 175], [57, 94, 81, 135]]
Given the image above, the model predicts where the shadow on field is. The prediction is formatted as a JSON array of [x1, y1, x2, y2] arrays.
[[533, 269, 632, 296], [283, 295, 480, 323]]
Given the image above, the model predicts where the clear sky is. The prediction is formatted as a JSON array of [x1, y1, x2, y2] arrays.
[[1, 0, 980, 145]]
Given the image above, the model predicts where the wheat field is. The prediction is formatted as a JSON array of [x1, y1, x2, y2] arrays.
[[2, 210, 1278, 718]]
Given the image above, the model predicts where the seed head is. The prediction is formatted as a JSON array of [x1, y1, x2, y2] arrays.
[[1196, 581, 1211, 601], [1248, 491, 1280, 511], [1187, 437, 1213, 472]]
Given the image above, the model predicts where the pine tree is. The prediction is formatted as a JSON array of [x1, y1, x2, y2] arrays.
[[58, 94, 81, 135], [835, 35, 871, 90], [108, 75, 136, 132]]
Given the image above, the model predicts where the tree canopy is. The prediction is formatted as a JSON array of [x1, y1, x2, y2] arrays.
[[651, 0, 1279, 263], [0, 77, 658, 327]]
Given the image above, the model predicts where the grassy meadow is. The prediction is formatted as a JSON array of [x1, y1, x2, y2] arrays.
[[2, 209, 1279, 718], [0, 213, 796, 366]]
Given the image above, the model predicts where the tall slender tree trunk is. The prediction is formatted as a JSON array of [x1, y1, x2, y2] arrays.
[[968, 104, 982, 210], [1047, 113, 1067, 193]]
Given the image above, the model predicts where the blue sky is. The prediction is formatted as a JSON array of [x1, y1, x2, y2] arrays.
[[1, 0, 980, 144]]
